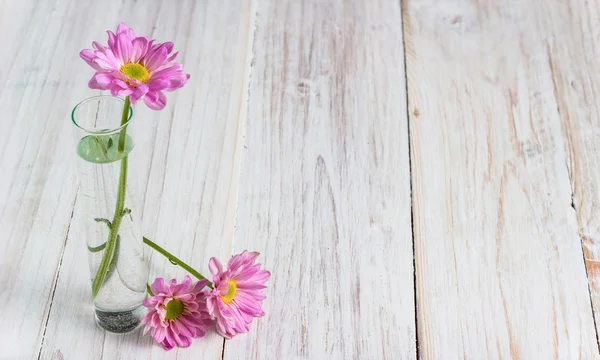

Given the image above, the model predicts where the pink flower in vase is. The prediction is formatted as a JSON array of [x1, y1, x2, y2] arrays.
[[80, 22, 189, 110], [141, 276, 213, 350], [205, 251, 271, 338]]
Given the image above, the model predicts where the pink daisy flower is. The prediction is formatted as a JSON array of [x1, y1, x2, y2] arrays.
[[80, 22, 189, 110], [141, 276, 213, 350], [205, 251, 270, 339]]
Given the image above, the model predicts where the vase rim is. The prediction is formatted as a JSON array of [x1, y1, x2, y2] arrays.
[[71, 95, 134, 135]]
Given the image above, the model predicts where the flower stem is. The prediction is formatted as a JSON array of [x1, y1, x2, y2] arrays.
[[143, 237, 213, 289], [118, 96, 130, 152], [91, 96, 131, 298]]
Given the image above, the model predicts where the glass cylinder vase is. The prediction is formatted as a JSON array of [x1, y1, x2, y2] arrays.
[[71, 95, 148, 333]]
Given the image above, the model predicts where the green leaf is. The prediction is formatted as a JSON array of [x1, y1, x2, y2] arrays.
[[146, 283, 154, 296], [94, 218, 112, 229], [88, 219, 111, 252], [88, 242, 107, 252]]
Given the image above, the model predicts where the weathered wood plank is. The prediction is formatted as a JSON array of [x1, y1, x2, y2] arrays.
[[225, 0, 415, 359], [34, 1, 253, 359], [403, 0, 599, 358], [543, 0, 600, 341], [0, 0, 99, 357]]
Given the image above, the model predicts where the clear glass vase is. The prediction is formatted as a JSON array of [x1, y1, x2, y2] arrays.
[[71, 95, 148, 333]]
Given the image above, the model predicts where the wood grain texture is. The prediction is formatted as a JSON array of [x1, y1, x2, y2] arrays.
[[542, 0, 600, 338], [5, 0, 600, 359], [225, 0, 415, 359], [403, 0, 600, 358], [0, 0, 96, 357], [0, 0, 252, 359]]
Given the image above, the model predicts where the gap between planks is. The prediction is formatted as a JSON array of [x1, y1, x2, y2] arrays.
[[547, 40, 600, 353], [36, 191, 79, 360], [399, 0, 420, 358], [551, 73, 600, 356]]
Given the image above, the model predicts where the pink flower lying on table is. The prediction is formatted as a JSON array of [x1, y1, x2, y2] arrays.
[[141, 276, 213, 350], [205, 251, 271, 338], [80, 22, 189, 110]]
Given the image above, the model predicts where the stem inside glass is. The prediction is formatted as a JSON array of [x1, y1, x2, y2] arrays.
[[72, 96, 134, 164]]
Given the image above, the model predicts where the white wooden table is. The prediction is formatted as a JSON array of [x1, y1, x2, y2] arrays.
[[2, 0, 600, 359]]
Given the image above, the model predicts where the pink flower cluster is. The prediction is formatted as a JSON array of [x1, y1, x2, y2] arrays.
[[80, 23, 189, 110], [81, 24, 271, 351], [142, 251, 270, 350]]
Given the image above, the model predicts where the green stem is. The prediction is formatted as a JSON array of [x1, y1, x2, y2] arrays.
[[91, 97, 131, 297], [118, 96, 130, 152], [143, 237, 213, 289]]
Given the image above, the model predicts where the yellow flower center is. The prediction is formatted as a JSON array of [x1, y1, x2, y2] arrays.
[[220, 280, 237, 305], [119, 63, 150, 83], [164, 299, 184, 320]]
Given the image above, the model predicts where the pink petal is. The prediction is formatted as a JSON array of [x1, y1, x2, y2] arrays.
[[233, 264, 261, 280], [161, 338, 175, 351], [163, 41, 174, 54], [228, 302, 253, 327], [164, 73, 190, 92], [209, 258, 223, 276], [186, 302, 200, 312], [234, 292, 264, 315], [170, 320, 181, 335], [129, 83, 150, 103], [91, 72, 114, 89], [194, 327, 207, 338], [236, 281, 267, 290], [140, 310, 155, 324], [143, 296, 161, 307], [166, 51, 178, 62], [218, 283, 230, 297], [150, 278, 171, 295], [215, 323, 232, 339], [190, 279, 209, 293], [247, 270, 271, 283], [175, 293, 194, 302], [143, 324, 152, 335], [143, 44, 168, 71], [112, 87, 133, 97], [92, 41, 105, 51], [227, 251, 257, 271], [147, 63, 183, 81], [171, 275, 192, 296], [131, 37, 149, 62], [88, 76, 101, 89], [92, 51, 121, 71], [109, 79, 133, 97], [80, 50, 103, 71], [116, 22, 129, 34], [165, 327, 179, 347], [178, 334, 192, 348], [106, 30, 116, 48], [115, 33, 133, 64], [154, 326, 167, 343], [116, 22, 135, 38], [151, 312, 163, 328], [174, 319, 194, 338], [206, 296, 218, 316], [143, 90, 167, 110]]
